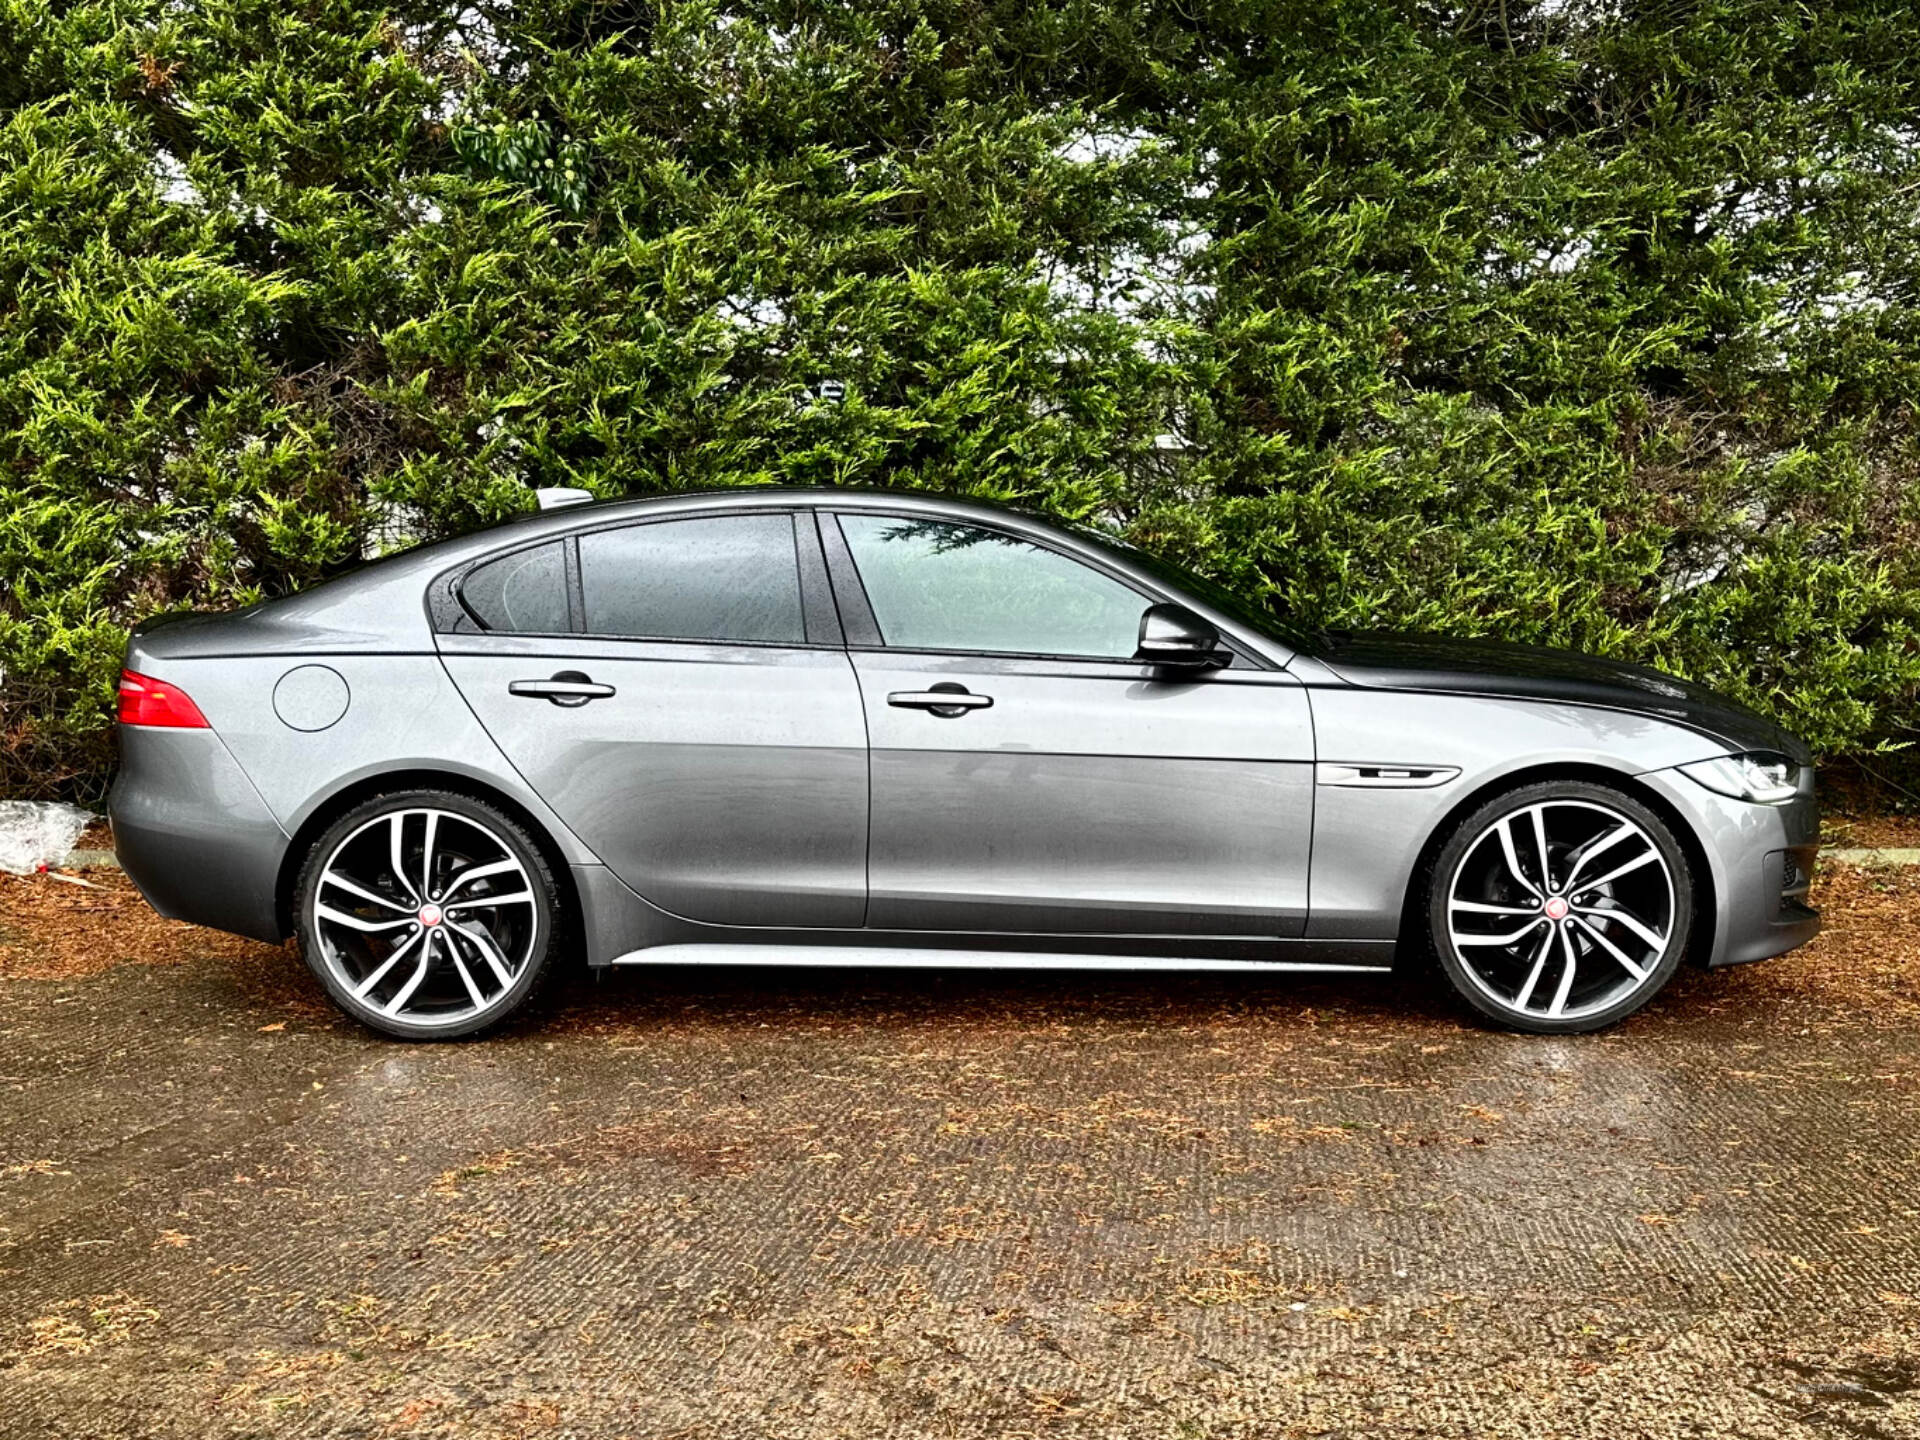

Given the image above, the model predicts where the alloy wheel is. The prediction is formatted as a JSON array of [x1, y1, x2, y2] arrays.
[[309, 807, 540, 1030], [1444, 798, 1677, 1023]]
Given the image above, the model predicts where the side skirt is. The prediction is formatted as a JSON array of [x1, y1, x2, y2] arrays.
[[610, 943, 1395, 974], [574, 864, 1401, 972]]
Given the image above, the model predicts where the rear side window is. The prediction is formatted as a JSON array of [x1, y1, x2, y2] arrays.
[[460, 541, 569, 634], [579, 514, 805, 644]]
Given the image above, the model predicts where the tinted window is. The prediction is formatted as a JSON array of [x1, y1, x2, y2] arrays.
[[839, 514, 1145, 658], [579, 514, 805, 644], [461, 542, 569, 633]]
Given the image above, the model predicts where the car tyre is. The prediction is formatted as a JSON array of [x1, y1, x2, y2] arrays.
[[293, 789, 564, 1040], [1428, 780, 1694, 1034]]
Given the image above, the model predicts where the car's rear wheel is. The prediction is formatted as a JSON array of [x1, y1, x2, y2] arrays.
[[1428, 781, 1693, 1034], [294, 790, 562, 1040]]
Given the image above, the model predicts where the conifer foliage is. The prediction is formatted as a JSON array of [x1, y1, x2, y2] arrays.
[[4, 1, 1919, 796]]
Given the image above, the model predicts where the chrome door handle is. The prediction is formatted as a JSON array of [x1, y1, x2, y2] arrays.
[[508, 671, 616, 707], [887, 685, 993, 718]]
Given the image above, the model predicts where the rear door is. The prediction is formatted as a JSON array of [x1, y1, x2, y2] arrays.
[[437, 508, 868, 929], [824, 510, 1316, 937]]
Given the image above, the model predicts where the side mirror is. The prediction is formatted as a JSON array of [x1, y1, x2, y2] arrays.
[[1135, 603, 1227, 667]]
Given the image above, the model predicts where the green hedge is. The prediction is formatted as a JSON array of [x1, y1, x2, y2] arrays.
[[5, 0, 1919, 798]]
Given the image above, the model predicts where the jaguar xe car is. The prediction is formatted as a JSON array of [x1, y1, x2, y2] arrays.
[[108, 487, 1819, 1039]]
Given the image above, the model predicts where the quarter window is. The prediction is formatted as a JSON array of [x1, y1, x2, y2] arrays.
[[460, 541, 570, 634], [838, 514, 1146, 658], [578, 514, 806, 645]]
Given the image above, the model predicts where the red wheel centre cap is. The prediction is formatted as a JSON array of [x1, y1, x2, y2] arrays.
[[417, 902, 444, 927], [1543, 896, 1569, 921]]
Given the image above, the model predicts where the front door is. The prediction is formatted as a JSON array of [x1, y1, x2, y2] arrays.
[[827, 511, 1315, 937], [437, 510, 868, 929]]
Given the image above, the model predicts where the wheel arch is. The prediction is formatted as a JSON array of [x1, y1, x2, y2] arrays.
[[274, 768, 583, 945], [1395, 762, 1717, 968]]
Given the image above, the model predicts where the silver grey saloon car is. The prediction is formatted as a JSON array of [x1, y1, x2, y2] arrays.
[[108, 487, 1819, 1039]]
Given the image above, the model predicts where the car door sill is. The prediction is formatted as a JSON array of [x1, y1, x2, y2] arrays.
[[610, 944, 1394, 974]]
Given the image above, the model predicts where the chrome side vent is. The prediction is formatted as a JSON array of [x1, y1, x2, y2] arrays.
[[1316, 763, 1461, 789]]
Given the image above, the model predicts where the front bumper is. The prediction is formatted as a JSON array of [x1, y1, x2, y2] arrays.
[[108, 725, 291, 943], [1639, 766, 1820, 968]]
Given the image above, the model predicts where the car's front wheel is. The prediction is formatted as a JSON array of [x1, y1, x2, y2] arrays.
[[1428, 781, 1694, 1034], [293, 789, 562, 1040]]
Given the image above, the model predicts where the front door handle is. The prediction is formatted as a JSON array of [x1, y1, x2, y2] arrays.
[[887, 684, 993, 718], [508, 671, 616, 707]]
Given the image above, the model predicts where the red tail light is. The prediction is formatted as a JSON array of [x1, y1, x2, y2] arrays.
[[117, 669, 210, 728]]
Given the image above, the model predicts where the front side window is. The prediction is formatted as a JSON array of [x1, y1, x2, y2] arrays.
[[579, 513, 805, 644], [838, 514, 1146, 658], [461, 541, 570, 634]]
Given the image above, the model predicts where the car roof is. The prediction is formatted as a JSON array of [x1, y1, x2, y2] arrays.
[[459, 484, 1113, 562], [499, 484, 1051, 527]]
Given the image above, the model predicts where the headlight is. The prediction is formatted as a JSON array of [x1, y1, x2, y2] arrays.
[[1677, 751, 1801, 805]]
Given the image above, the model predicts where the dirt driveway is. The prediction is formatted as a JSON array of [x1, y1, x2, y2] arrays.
[[3, 862, 1920, 1438]]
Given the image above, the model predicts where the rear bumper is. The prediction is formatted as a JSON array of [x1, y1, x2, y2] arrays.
[[1639, 767, 1821, 969], [107, 726, 290, 943]]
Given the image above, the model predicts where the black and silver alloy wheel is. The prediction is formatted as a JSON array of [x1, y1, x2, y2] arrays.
[[295, 790, 560, 1039], [1430, 782, 1693, 1034]]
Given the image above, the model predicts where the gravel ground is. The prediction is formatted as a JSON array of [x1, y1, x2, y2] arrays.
[[2, 863, 1919, 1438]]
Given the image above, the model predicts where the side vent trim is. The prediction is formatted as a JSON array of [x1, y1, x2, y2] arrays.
[[1316, 763, 1461, 789]]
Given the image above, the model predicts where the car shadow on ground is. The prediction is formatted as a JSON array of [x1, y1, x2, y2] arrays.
[[182, 929, 1775, 1049], [509, 951, 1747, 1046]]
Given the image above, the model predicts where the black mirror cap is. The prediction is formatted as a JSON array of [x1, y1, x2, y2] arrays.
[[1135, 602, 1230, 667]]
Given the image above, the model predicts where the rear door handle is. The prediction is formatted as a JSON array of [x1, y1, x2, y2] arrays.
[[508, 671, 616, 707], [887, 685, 993, 718]]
